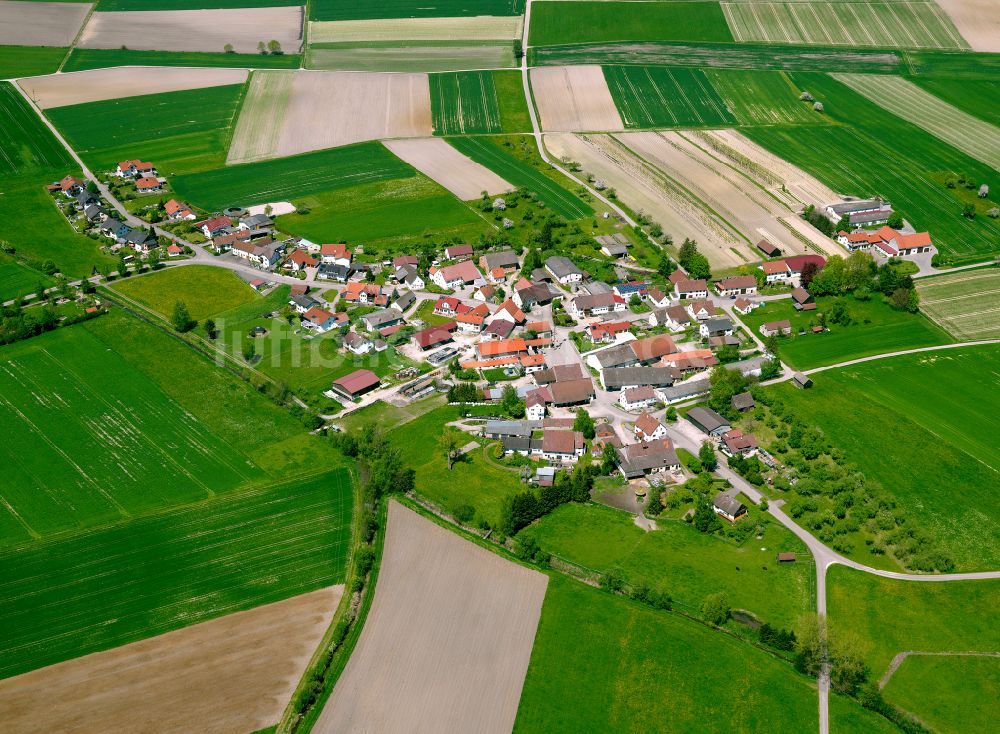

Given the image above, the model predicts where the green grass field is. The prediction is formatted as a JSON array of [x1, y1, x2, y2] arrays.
[[917, 268, 1000, 341], [529, 1, 733, 46], [882, 656, 1000, 734], [707, 68, 819, 125], [519, 502, 811, 627], [447, 136, 593, 219], [0, 46, 65, 78], [603, 65, 736, 128], [310, 0, 524, 21], [0, 254, 52, 302], [776, 344, 1000, 569], [430, 70, 531, 135], [743, 73, 1000, 261], [112, 265, 259, 322], [0, 470, 352, 679], [61, 48, 302, 73], [0, 82, 73, 175], [911, 77, 1000, 126], [172, 141, 415, 211], [47, 84, 245, 177], [736, 293, 951, 370]]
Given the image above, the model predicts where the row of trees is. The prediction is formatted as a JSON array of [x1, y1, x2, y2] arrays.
[[803, 251, 920, 313], [501, 463, 598, 535]]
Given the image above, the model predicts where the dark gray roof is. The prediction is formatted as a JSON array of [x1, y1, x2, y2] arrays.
[[581, 281, 613, 295], [482, 250, 519, 270], [596, 342, 638, 369], [484, 420, 532, 438], [713, 492, 746, 517], [726, 356, 769, 377], [827, 198, 889, 215], [545, 256, 583, 279], [732, 392, 755, 410], [240, 213, 273, 228], [687, 407, 731, 435], [618, 441, 680, 476], [602, 366, 675, 389], [502, 436, 538, 452], [121, 229, 155, 244], [361, 308, 401, 328], [290, 294, 319, 310], [658, 379, 710, 403], [703, 317, 733, 334], [394, 290, 415, 311]]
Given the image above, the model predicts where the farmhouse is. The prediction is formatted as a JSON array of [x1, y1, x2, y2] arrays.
[[545, 256, 584, 285], [674, 278, 708, 299], [431, 261, 482, 289], [549, 378, 595, 406], [686, 299, 715, 321], [686, 407, 731, 437], [570, 292, 626, 319], [836, 227, 933, 258], [760, 320, 792, 337], [618, 439, 681, 478], [540, 430, 586, 462], [331, 369, 381, 400], [633, 411, 666, 441], [164, 199, 196, 221], [479, 250, 519, 276], [759, 255, 825, 285], [444, 244, 473, 260], [713, 492, 747, 522], [533, 363, 585, 386], [715, 276, 758, 297], [649, 305, 689, 331], [721, 429, 758, 457], [320, 243, 352, 268], [199, 216, 232, 238], [393, 255, 419, 268], [619, 385, 657, 411], [601, 366, 676, 391]]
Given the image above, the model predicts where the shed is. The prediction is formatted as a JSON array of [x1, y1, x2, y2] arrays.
[[792, 373, 813, 389], [686, 407, 731, 437], [732, 392, 755, 412]]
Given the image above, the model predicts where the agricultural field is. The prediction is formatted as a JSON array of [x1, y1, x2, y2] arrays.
[[0, 586, 341, 734], [310, 0, 525, 21], [707, 68, 820, 125], [308, 15, 522, 43], [918, 268, 1000, 340], [61, 47, 303, 72], [528, 1, 734, 45], [0, 45, 65, 78], [934, 0, 1000, 52], [881, 656, 1000, 734], [172, 141, 415, 211], [0, 470, 352, 679], [720, 1, 969, 49], [96, 0, 299, 8], [0, 82, 72, 174], [383, 138, 514, 200], [777, 344, 1000, 569], [0, 0, 91, 47], [736, 293, 952, 370], [78, 7, 303, 55], [911, 77, 1000, 126], [518, 502, 811, 628], [530, 65, 624, 132], [430, 70, 531, 135], [112, 266, 259, 322], [47, 83, 245, 176], [832, 74, 1000, 171], [0, 254, 52, 303], [306, 43, 516, 73], [317, 501, 547, 733], [448, 135, 594, 219], [602, 65, 736, 128]]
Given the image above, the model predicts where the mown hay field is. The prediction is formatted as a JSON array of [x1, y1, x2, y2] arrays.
[[112, 265, 259, 321], [721, 1, 969, 49], [917, 268, 1000, 340], [603, 65, 735, 128], [429, 69, 534, 135], [882, 656, 1000, 734], [832, 73, 1000, 171], [0, 470, 352, 679], [47, 83, 245, 176], [912, 77, 1000, 126], [310, 0, 524, 21], [0, 82, 73, 175], [528, 1, 734, 45], [707, 68, 820, 125], [61, 47, 303, 72], [173, 141, 415, 211]]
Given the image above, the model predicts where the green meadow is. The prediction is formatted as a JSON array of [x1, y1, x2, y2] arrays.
[[0, 254, 53, 302], [0, 82, 73, 175], [528, 2, 733, 46], [112, 265, 259, 321], [61, 48, 302, 73], [430, 70, 531, 135], [707, 69, 820, 125], [882, 656, 1000, 734], [0, 46, 65, 78], [911, 77, 1000, 127], [310, 0, 524, 21], [604, 65, 735, 128]]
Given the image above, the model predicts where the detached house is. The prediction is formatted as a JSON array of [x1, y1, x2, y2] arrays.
[[713, 492, 747, 522], [287, 249, 318, 272], [646, 286, 671, 309], [444, 244, 473, 260], [431, 260, 482, 289], [58, 175, 85, 196], [115, 160, 154, 178], [649, 305, 690, 331], [164, 199, 196, 221], [633, 411, 667, 442], [344, 331, 374, 355], [302, 306, 338, 333], [674, 278, 708, 300], [700, 317, 735, 339], [619, 386, 657, 411], [685, 299, 715, 321], [135, 176, 161, 193], [618, 439, 680, 478], [715, 275, 758, 298], [545, 256, 584, 285], [199, 216, 232, 238], [320, 243, 352, 268], [760, 320, 792, 337], [394, 264, 425, 290], [570, 292, 626, 319]]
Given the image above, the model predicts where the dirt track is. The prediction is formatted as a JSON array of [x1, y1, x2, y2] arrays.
[[530, 66, 624, 132], [383, 138, 514, 200], [315, 501, 548, 734], [0, 586, 342, 734], [0, 1, 91, 47]]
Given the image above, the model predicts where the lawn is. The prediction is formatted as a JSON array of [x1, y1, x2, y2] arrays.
[[0, 470, 352, 679], [518, 502, 811, 628], [917, 268, 1000, 341], [448, 136, 593, 219], [172, 141, 415, 211], [0, 254, 52, 302], [528, 2, 733, 46], [603, 65, 736, 128], [775, 344, 1000, 570], [707, 68, 820, 125], [0, 45, 65, 78], [881, 656, 1000, 734], [47, 84, 246, 176], [735, 293, 952, 370], [61, 48, 302, 73], [310, 0, 524, 21], [112, 265, 259, 321], [429, 69, 531, 135], [0, 82, 73, 175]]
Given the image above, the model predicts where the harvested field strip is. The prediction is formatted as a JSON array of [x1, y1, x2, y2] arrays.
[[384, 138, 514, 200], [0, 586, 342, 734], [60, 47, 303, 72], [530, 65, 624, 132], [305, 44, 516, 72], [911, 77, 1000, 126], [707, 68, 819, 125], [0, 470, 352, 679], [226, 70, 293, 163], [310, 0, 525, 21], [309, 15, 522, 43], [917, 269, 1000, 340], [832, 74, 1000, 171], [0, 1, 92, 48], [720, 2, 969, 49], [448, 136, 593, 219], [0, 82, 73, 175], [174, 141, 415, 211], [316, 501, 547, 734], [602, 65, 735, 128], [430, 70, 503, 134]]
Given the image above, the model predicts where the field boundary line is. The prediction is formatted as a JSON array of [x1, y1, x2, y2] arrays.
[[56, 2, 97, 73], [879, 650, 1000, 688]]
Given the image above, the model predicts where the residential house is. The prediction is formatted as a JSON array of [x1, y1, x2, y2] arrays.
[[733, 297, 756, 315], [791, 287, 815, 311], [135, 176, 161, 193], [320, 243, 352, 268], [57, 175, 86, 196], [342, 282, 384, 304], [83, 203, 106, 223], [633, 411, 667, 442], [289, 294, 320, 314], [393, 290, 415, 313], [434, 296, 461, 316], [545, 256, 584, 285], [412, 322, 456, 350], [525, 321, 552, 337], [75, 190, 99, 210], [317, 263, 350, 282], [613, 281, 648, 300], [490, 299, 526, 326], [431, 260, 482, 289], [199, 216, 232, 238], [686, 407, 731, 437], [344, 331, 374, 355], [760, 320, 792, 337], [483, 319, 514, 340], [525, 388, 550, 421], [540, 430, 586, 462], [619, 386, 657, 411], [674, 278, 708, 300], [713, 492, 747, 522], [302, 306, 338, 333], [444, 244, 473, 260], [164, 199, 196, 221], [618, 439, 680, 478], [360, 308, 403, 332], [393, 255, 419, 268], [238, 213, 274, 232], [589, 321, 631, 343], [166, 243, 183, 257], [648, 305, 689, 331], [700, 317, 734, 339], [473, 284, 495, 302], [331, 369, 381, 400], [394, 264, 425, 290], [570, 292, 626, 319], [455, 308, 487, 334], [721, 429, 758, 457], [121, 229, 157, 253], [685, 299, 715, 321], [513, 282, 554, 310], [287, 249, 318, 271], [646, 286, 671, 309], [100, 218, 129, 240], [479, 250, 519, 278], [233, 240, 282, 270], [837, 227, 933, 258], [715, 275, 758, 298], [761, 255, 826, 285], [115, 160, 154, 178]]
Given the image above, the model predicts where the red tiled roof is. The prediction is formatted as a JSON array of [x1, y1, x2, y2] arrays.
[[333, 369, 380, 396]]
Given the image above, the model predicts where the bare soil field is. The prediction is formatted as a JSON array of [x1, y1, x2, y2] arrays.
[[306, 44, 515, 72], [79, 7, 303, 54], [383, 138, 514, 200], [0, 586, 342, 734], [530, 65, 624, 132], [935, 0, 1000, 51], [315, 501, 548, 734], [309, 15, 522, 43], [19, 66, 249, 109], [0, 1, 92, 48], [229, 70, 432, 161]]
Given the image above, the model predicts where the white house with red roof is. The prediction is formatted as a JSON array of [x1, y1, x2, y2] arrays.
[[836, 227, 933, 258], [302, 306, 338, 333], [431, 260, 482, 289], [115, 160, 154, 178], [199, 216, 232, 238], [674, 278, 708, 299], [135, 176, 161, 193], [164, 199, 196, 221], [320, 243, 352, 267], [633, 411, 667, 441]]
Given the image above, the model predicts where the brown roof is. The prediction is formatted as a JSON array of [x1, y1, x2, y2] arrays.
[[542, 430, 584, 454], [763, 320, 792, 331], [756, 239, 780, 255], [549, 378, 595, 405], [413, 323, 456, 348], [633, 411, 662, 437], [622, 386, 656, 402], [630, 334, 677, 362], [717, 275, 757, 290], [333, 369, 381, 396], [676, 278, 707, 294]]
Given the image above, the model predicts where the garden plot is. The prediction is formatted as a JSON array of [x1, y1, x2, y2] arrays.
[[309, 15, 522, 43], [315, 501, 547, 734], [918, 269, 1000, 341], [530, 65, 624, 132], [19, 66, 248, 109], [0, 1, 92, 48], [721, 1, 970, 49], [0, 586, 341, 733], [935, 0, 1000, 51], [227, 70, 432, 162], [78, 7, 303, 54], [832, 74, 1000, 172], [384, 138, 514, 200]]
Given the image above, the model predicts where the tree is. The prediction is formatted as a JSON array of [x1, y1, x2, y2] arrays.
[[117, 253, 128, 277], [678, 238, 698, 266], [889, 287, 917, 312], [172, 300, 194, 332], [86, 179, 98, 194], [979, 184, 989, 198], [645, 486, 664, 517], [701, 592, 731, 625], [224, 43, 234, 53], [573, 408, 595, 439], [665, 406, 677, 422], [830, 631, 869, 695], [500, 384, 523, 418], [600, 441, 619, 474], [657, 253, 677, 278], [699, 441, 718, 471], [692, 497, 722, 533], [439, 427, 463, 470], [800, 261, 820, 290], [203, 318, 216, 339], [962, 203, 976, 219], [146, 249, 159, 270], [794, 616, 825, 677], [512, 38, 523, 59], [267, 39, 283, 55], [257, 41, 266, 54], [886, 211, 904, 229]]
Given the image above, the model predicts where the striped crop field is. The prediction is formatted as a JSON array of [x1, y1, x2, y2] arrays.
[[721, 2, 970, 49], [0, 471, 352, 679], [831, 74, 1000, 171], [917, 269, 1000, 341], [602, 66, 736, 128], [0, 82, 73, 175], [430, 71, 503, 134], [707, 68, 820, 125]]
